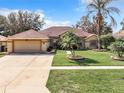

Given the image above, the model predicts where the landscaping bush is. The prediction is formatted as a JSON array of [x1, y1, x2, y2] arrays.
[[110, 41, 124, 57], [116, 38, 124, 42], [47, 46, 53, 52], [100, 34, 115, 49], [72, 45, 78, 50]]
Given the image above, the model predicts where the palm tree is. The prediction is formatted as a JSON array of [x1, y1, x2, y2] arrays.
[[120, 19, 124, 30], [59, 30, 81, 57], [87, 0, 120, 50]]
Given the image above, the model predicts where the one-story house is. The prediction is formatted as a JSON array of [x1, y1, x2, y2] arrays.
[[40, 26, 98, 49], [0, 26, 98, 53]]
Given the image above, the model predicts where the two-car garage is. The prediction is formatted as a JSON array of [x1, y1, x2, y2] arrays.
[[7, 29, 49, 53], [13, 40, 41, 53]]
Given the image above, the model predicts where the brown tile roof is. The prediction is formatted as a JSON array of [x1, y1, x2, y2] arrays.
[[40, 26, 91, 37], [8, 29, 49, 39], [73, 28, 91, 37], [40, 26, 72, 37], [114, 30, 124, 38], [0, 35, 7, 41]]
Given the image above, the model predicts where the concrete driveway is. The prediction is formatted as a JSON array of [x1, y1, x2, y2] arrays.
[[0, 54, 53, 93]]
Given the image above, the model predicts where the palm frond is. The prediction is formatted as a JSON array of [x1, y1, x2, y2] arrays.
[[103, 0, 117, 6], [102, 8, 110, 17], [109, 15, 117, 27], [87, 10, 95, 17], [107, 7, 120, 14], [87, 3, 98, 10]]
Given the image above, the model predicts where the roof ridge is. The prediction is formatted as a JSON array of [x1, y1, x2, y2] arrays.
[[8, 29, 49, 39], [8, 29, 37, 37]]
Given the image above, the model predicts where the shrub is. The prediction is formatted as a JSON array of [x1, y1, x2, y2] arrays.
[[116, 38, 124, 42], [100, 34, 115, 49], [72, 45, 78, 50], [110, 41, 124, 57], [47, 46, 53, 52]]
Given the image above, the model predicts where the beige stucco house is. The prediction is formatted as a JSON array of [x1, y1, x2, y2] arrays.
[[85, 34, 98, 49], [0, 26, 98, 53], [40, 26, 98, 49]]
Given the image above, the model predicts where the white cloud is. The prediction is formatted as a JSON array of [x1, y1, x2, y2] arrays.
[[0, 8, 19, 16], [0, 8, 71, 29], [43, 20, 71, 29], [80, 0, 93, 4], [0, 8, 45, 18], [34, 9, 45, 19], [76, 0, 93, 12]]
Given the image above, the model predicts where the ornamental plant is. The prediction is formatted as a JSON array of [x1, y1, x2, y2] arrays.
[[110, 41, 124, 57], [59, 30, 81, 57], [100, 34, 115, 49]]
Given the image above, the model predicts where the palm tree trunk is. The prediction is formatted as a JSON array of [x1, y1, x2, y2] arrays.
[[97, 34, 101, 50], [97, 13, 102, 50], [96, 20, 101, 50]]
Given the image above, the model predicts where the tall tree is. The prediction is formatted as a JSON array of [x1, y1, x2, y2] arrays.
[[101, 22, 113, 35], [3, 10, 45, 36], [87, 0, 120, 50], [76, 16, 113, 35], [0, 15, 6, 33], [76, 16, 95, 33]]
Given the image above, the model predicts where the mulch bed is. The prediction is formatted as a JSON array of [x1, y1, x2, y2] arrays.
[[93, 49, 108, 52], [68, 55, 85, 60]]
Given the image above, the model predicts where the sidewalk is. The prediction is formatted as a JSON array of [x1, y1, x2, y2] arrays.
[[51, 66, 124, 70]]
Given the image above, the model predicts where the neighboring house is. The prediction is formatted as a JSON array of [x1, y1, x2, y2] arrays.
[[0, 26, 98, 53], [0, 35, 7, 52], [113, 30, 124, 39], [40, 26, 98, 49]]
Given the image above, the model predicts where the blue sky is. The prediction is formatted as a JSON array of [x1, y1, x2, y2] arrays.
[[0, 0, 124, 31]]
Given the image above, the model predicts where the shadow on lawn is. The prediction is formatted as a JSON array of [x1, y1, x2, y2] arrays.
[[69, 58, 99, 66]]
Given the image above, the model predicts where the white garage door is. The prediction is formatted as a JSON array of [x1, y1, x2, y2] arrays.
[[14, 40, 41, 53]]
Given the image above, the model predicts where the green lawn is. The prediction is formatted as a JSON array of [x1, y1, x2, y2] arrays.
[[0, 52, 5, 57], [52, 50, 124, 66], [47, 70, 124, 93]]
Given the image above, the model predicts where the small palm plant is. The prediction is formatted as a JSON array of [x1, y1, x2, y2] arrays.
[[59, 30, 81, 57]]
